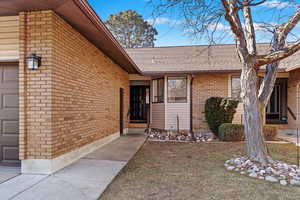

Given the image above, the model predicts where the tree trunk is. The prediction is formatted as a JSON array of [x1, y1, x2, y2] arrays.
[[240, 63, 270, 165]]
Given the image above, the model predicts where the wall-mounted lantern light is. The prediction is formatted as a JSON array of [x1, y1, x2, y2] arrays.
[[26, 53, 41, 70]]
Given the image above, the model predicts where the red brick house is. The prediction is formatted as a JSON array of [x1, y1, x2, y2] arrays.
[[0, 0, 299, 175]]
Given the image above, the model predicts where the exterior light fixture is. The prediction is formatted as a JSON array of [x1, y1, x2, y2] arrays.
[[26, 53, 41, 70]]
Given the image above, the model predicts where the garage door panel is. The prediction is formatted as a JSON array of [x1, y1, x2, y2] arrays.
[[2, 120, 18, 136], [3, 67, 18, 82], [3, 94, 18, 108], [0, 84, 18, 90], [0, 110, 18, 119], [0, 64, 19, 163], [1, 146, 19, 162]]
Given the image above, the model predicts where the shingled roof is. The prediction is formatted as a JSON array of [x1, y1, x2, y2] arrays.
[[126, 44, 300, 75]]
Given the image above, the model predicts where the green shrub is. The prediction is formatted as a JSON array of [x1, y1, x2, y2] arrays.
[[204, 97, 239, 137], [263, 125, 278, 141], [219, 123, 244, 141], [219, 124, 278, 142]]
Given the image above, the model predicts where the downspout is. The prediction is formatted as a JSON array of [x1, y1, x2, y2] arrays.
[[297, 82, 300, 123], [190, 75, 195, 141]]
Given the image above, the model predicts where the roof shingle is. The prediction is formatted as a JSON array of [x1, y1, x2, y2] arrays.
[[126, 44, 300, 74]]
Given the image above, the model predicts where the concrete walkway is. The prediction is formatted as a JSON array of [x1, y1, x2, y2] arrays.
[[0, 166, 20, 184], [278, 132, 300, 146], [0, 133, 147, 200]]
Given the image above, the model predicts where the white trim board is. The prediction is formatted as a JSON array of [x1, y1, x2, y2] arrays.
[[21, 131, 122, 175]]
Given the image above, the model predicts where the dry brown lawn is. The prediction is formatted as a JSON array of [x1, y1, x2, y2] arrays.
[[100, 141, 300, 200]]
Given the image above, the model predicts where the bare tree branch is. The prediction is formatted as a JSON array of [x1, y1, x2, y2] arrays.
[[221, 0, 248, 59], [255, 40, 300, 67], [243, 4, 257, 55], [255, 9, 300, 67], [278, 9, 300, 41], [258, 8, 300, 104], [258, 36, 281, 106], [237, 0, 267, 9], [258, 63, 279, 106]]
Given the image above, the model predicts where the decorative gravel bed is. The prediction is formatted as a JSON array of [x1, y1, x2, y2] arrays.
[[225, 157, 300, 186], [146, 128, 214, 142]]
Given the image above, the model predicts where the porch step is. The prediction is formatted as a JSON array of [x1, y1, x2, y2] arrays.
[[128, 123, 148, 128], [128, 128, 147, 134]]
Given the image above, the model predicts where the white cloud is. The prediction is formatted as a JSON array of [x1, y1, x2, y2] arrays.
[[182, 23, 231, 34], [253, 23, 269, 31], [147, 17, 181, 26], [185, 22, 275, 34], [262, 0, 291, 9], [211, 23, 231, 31]]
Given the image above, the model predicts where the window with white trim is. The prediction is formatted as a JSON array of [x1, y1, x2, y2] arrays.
[[152, 78, 164, 103], [167, 76, 187, 103], [231, 76, 241, 100]]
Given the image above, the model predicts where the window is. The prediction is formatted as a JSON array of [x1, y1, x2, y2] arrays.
[[152, 78, 164, 103], [167, 76, 187, 103], [231, 76, 241, 100]]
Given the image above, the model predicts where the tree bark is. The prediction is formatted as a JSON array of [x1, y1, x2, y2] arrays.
[[221, 1, 300, 165], [240, 63, 269, 165]]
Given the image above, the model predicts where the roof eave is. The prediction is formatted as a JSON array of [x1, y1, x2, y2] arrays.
[[0, 0, 141, 74], [140, 68, 288, 75], [73, 0, 141, 74]]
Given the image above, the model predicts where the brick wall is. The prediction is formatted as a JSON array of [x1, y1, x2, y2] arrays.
[[192, 73, 229, 131], [19, 11, 53, 159], [19, 11, 129, 160], [288, 69, 300, 129]]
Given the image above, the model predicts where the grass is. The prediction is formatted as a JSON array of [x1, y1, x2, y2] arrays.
[[100, 141, 300, 200]]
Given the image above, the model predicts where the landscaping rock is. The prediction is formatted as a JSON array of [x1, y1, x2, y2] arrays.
[[258, 176, 264, 180], [227, 166, 235, 171], [280, 180, 288, 186], [146, 129, 215, 143], [266, 167, 275, 174], [251, 165, 259, 172], [244, 160, 253, 166], [293, 176, 300, 181], [225, 160, 231, 164], [279, 175, 286, 180], [290, 179, 300, 185], [234, 158, 242, 165], [249, 172, 257, 178], [265, 176, 278, 183], [259, 170, 266, 176], [224, 156, 300, 187]]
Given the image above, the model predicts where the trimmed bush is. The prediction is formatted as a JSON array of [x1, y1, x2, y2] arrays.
[[204, 97, 239, 137], [263, 125, 278, 141], [219, 123, 278, 142], [219, 123, 245, 141]]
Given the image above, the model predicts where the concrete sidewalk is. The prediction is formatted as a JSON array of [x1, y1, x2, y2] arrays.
[[0, 133, 147, 200], [0, 166, 20, 184], [278, 132, 300, 146]]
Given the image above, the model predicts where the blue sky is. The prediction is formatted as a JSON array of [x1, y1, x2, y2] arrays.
[[88, 0, 300, 47]]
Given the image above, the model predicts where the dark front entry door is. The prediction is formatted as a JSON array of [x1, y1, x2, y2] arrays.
[[0, 64, 19, 165], [130, 86, 150, 123], [266, 78, 287, 124]]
